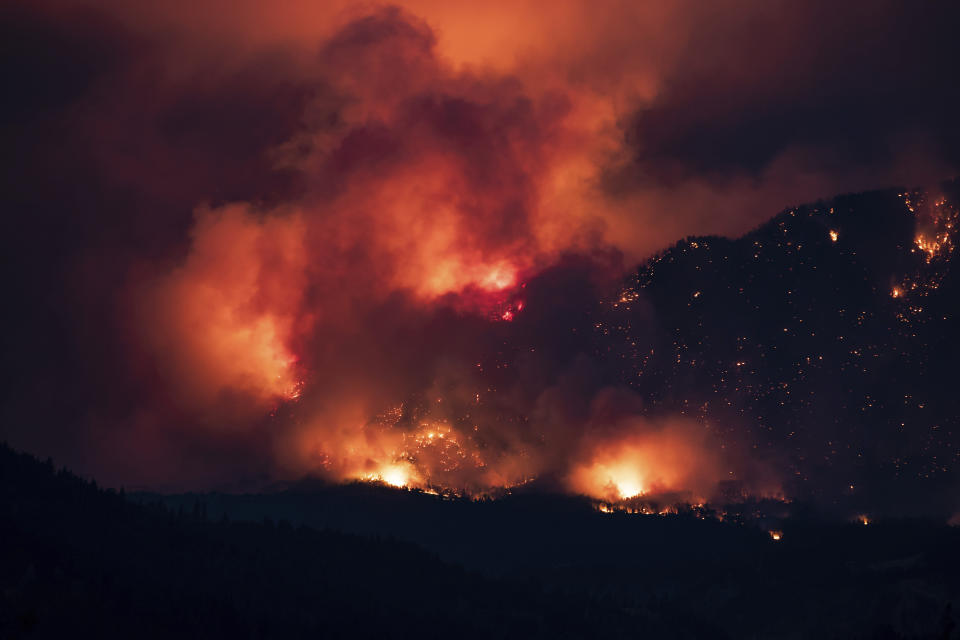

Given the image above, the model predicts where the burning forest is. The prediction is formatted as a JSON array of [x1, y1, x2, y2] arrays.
[[3, 0, 960, 520], [5, 1, 960, 637]]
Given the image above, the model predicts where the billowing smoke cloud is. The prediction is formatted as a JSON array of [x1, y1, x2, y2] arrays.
[[1, 0, 957, 501]]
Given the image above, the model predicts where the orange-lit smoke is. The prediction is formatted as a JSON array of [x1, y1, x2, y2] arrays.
[[567, 420, 734, 503], [124, 2, 781, 498], [4, 0, 957, 511], [134, 10, 587, 409], [94, 0, 916, 500], [135, 205, 309, 410]]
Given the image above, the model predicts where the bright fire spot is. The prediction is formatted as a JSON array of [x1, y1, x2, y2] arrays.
[[856, 514, 870, 526], [911, 197, 957, 263], [612, 477, 644, 499], [891, 287, 902, 298], [915, 233, 949, 262], [576, 459, 648, 500], [567, 426, 723, 504], [497, 300, 524, 322], [769, 530, 783, 541], [829, 230, 839, 242], [366, 462, 417, 488], [479, 263, 518, 291]]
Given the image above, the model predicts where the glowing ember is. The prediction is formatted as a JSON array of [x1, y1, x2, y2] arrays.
[[915, 232, 950, 262], [769, 530, 783, 541], [891, 287, 902, 299], [829, 230, 839, 242], [912, 196, 957, 264], [496, 300, 525, 322]]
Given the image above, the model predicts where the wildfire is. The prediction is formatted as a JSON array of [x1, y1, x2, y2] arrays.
[[341, 410, 744, 509], [608, 470, 645, 499], [567, 423, 725, 503], [366, 462, 418, 488], [335, 409, 526, 495], [888, 192, 957, 307], [828, 230, 839, 242], [498, 300, 524, 322], [479, 263, 519, 292], [769, 530, 783, 541], [572, 458, 651, 501], [914, 233, 948, 262], [911, 195, 957, 264]]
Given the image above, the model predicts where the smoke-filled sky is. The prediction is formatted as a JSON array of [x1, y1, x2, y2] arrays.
[[2, 0, 959, 503]]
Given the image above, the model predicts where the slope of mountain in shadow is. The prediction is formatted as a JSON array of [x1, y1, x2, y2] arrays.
[[602, 180, 960, 516]]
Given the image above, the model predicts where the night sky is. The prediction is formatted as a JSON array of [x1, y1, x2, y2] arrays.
[[3, 0, 960, 520]]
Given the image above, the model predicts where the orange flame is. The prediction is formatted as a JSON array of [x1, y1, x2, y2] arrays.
[[566, 421, 730, 503]]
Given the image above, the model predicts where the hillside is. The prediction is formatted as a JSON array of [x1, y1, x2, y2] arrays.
[[0, 444, 704, 639], [602, 182, 960, 515], [6, 442, 957, 639], [6, 183, 960, 638]]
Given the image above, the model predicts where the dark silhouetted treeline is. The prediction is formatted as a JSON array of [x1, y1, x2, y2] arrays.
[[142, 478, 960, 640], [0, 443, 722, 639], [4, 444, 960, 638]]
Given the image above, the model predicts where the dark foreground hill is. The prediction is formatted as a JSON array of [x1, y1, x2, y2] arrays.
[[5, 444, 960, 639], [0, 443, 715, 639], [141, 478, 960, 640]]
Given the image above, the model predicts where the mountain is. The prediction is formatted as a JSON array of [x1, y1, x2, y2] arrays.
[[6, 183, 960, 638], [601, 181, 960, 516]]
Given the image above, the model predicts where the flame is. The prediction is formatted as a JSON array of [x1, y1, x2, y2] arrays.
[[589, 461, 647, 500], [479, 263, 518, 292], [567, 423, 728, 503], [769, 530, 783, 541], [367, 462, 419, 488], [912, 195, 957, 263], [915, 233, 946, 262], [308, 410, 531, 495], [828, 229, 839, 242]]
